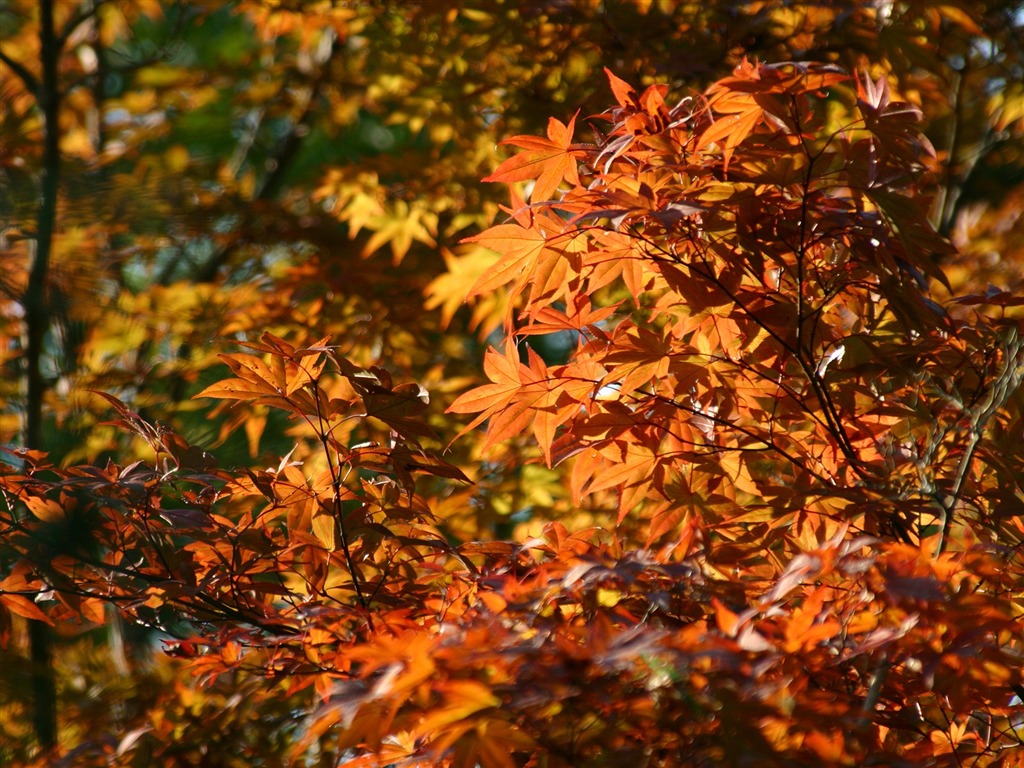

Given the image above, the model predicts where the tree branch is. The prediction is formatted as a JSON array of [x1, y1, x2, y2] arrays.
[[0, 48, 39, 94], [935, 329, 1023, 555]]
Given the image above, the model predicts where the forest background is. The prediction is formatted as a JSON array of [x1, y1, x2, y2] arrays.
[[2, 1, 1024, 766]]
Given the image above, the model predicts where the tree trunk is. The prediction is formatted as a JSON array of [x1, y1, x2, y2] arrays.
[[23, 0, 63, 751]]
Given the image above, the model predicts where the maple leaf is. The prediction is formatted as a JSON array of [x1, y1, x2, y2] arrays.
[[782, 587, 841, 653], [448, 343, 534, 435], [448, 342, 572, 466], [361, 200, 438, 264], [424, 246, 510, 334], [604, 67, 639, 109], [483, 111, 585, 203], [515, 294, 619, 336], [463, 206, 589, 312]]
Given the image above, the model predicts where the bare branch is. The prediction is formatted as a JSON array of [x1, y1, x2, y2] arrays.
[[0, 48, 39, 94], [935, 329, 1024, 555], [58, 0, 105, 46]]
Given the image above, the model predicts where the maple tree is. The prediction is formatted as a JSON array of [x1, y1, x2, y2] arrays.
[[2, 0, 1024, 766]]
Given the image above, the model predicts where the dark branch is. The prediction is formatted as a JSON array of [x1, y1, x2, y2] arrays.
[[58, 0, 105, 46], [0, 49, 40, 94]]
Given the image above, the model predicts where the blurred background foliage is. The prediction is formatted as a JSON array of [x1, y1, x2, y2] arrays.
[[1, 0, 1022, 763]]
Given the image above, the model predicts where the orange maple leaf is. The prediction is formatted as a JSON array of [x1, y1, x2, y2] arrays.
[[449, 343, 575, 466], [483, 111, 584, 203]]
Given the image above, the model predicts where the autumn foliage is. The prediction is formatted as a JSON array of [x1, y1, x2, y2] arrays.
[[3, 2, 1024, 767]]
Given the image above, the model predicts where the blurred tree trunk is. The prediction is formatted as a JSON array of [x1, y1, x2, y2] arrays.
[[23, 0, 63, 751]]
